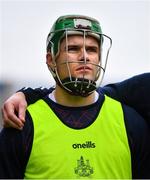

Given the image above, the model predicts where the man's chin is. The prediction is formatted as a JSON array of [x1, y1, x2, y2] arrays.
[[75, 75, 94, 81]]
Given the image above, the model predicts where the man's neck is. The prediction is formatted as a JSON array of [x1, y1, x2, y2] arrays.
[[54, 85, 96, 107]]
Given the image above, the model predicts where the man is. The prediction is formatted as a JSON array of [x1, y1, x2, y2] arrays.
[[0, 15, 150, 179]]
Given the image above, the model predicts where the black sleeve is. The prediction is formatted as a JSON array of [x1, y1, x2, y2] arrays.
[[102, 73, 150, 122], [0, 111, 33, 179], [19, 87, 51, 105], [123, 104, 150, 179]]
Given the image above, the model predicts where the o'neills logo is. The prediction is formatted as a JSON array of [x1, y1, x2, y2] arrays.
[[72, 141, 96, 149]]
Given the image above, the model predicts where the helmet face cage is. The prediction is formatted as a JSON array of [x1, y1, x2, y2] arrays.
[[47, 15, 112, 96]]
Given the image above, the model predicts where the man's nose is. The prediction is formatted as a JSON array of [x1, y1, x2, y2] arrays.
[[79, 48, 90, 62]]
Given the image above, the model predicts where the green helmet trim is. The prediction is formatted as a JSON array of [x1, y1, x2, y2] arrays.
[[46, 15, 103, 55]]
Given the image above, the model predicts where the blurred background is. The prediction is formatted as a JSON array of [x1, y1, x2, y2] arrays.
[[0, 0, 150, 127]]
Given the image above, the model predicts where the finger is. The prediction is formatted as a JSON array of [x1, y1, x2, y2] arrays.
[[3, 104, 24, 128], [2, 107, 24, 129], [1, 106, 11, 127], [18, 103, 27, 123], [2, 108, 23, 130], [3, 118, 23, 130]]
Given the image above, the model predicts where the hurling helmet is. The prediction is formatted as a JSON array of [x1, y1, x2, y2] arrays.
[[46, 15, 112, 96]]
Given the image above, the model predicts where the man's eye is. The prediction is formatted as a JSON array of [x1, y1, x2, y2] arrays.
[[68, 46, 79, 52], [87, 47, 97, 52]]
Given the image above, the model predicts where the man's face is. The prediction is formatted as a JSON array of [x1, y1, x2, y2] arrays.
[[54, 35, 100, 81]]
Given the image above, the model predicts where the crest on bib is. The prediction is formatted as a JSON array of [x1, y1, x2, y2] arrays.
[[74, 156, 94, 177]]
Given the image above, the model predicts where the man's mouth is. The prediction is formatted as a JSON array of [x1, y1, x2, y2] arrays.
[[76, 66, 92, 72]]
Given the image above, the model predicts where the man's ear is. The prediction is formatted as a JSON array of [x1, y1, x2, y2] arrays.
[[46, 52, 55, 69]]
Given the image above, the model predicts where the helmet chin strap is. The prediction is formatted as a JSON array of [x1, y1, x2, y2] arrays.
[[59, 77, 96, 97]]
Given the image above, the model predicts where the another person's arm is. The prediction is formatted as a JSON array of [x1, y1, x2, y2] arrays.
[[2, 73, 150, 129], [2, 87, 50, 129], [102, 73, 150, 122]]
